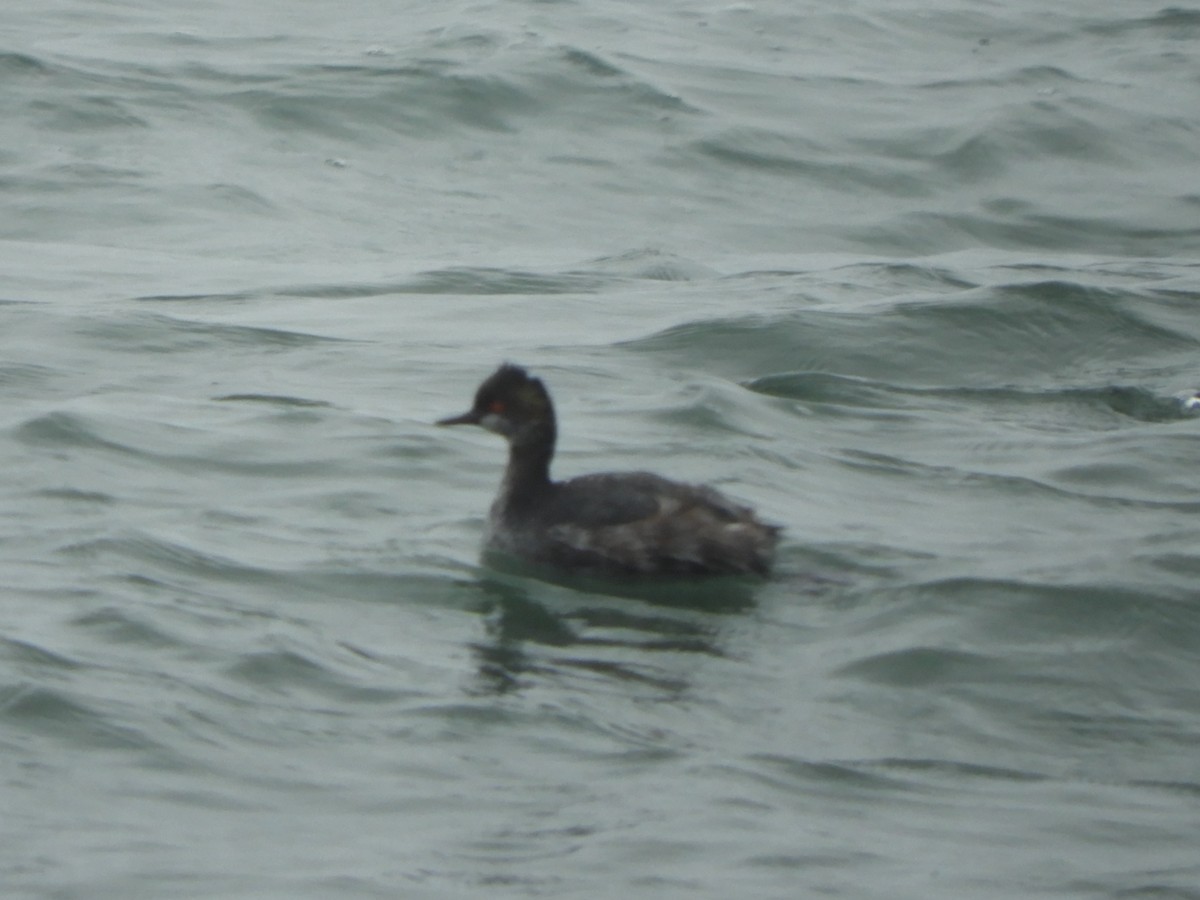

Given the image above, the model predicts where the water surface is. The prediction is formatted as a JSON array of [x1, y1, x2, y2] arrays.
[[3, 1, 1200, 898]]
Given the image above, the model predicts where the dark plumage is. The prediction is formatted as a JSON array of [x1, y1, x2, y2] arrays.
[[438, 364, 780, 577]]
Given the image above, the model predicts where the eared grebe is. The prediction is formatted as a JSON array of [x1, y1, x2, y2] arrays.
[[438, 364, 780, 577]]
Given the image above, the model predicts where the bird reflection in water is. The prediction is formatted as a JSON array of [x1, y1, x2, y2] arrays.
[[468, 565, 759, 696]]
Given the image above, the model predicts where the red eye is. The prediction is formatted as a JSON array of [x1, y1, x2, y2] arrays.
[[487, 400, 506, 414]]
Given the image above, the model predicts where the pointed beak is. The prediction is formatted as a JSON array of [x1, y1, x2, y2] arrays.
[[436, 409, 481, 427]]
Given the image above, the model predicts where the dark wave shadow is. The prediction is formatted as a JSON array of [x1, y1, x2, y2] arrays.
[[466, 566, 757, 696], [480, 548, 765, 611]]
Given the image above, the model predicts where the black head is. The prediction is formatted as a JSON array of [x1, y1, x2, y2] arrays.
[[437, 364, 555, 442]]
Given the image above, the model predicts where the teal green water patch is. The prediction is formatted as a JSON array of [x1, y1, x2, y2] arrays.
[[626, 274, 1200, 390], [833, 645, 1001, 687], [748, 374, 1194, 428]]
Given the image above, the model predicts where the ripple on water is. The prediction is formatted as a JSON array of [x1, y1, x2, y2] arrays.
[[622, 276, 1200, 386], [73, 312, 343, 353], [0, 683, 154, 752], [14, 408, 339, 478], [71, 607, 190, 651]]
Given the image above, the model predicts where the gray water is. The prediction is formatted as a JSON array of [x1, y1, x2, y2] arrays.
[[3, 2, 1200, 898]]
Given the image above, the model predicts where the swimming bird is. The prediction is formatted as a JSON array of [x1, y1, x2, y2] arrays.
[[438, 364, 780, 577]]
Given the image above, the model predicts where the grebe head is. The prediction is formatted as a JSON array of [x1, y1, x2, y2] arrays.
[[437, 364, 555, 444]]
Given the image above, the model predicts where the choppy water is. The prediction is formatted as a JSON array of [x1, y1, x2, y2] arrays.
[[4, 2, 1200, 898]]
